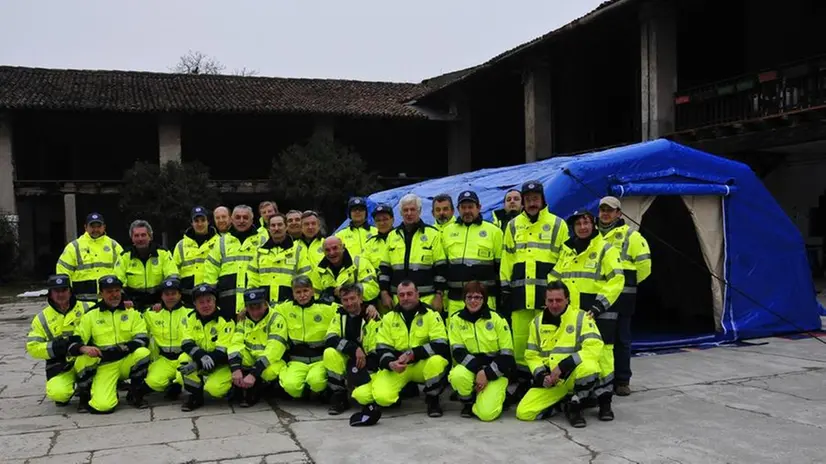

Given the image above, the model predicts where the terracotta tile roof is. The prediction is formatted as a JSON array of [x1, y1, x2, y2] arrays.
[[410, 0, 634, 101], [0, 65, 427, 118]]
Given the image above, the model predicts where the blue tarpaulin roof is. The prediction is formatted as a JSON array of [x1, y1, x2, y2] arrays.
[[340, 139, 823, 348]]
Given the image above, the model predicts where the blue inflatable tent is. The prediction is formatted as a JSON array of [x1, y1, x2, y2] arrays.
[[341, 139, 822, 349]]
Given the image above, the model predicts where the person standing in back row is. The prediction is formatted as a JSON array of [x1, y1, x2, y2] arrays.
[[499, 180, 568, 403], [203, 205, 261, 319], [596, 196, 651, 396], [56, 213, 123, 302], [174, 206, 219, 305], [335, 197, 377, 258]]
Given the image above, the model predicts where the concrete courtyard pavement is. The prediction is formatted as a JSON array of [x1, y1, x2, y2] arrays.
[[1, 300, 825, 464]]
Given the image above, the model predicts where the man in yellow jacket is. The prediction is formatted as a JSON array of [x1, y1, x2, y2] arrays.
[[323, 282, 382, 425], [548, 210, 624, 420], [173, 206, 220, 305], [203, 205, 261, 319], [247, 213, 313, 305], [228, 288, 289, 407], [55, 212, 122, 302], [143, 277, 190, 399], [115, 220, 179, 312], [500, 180, 568, 401], [68, 275, 151, 413], [276, 275, 338, 400], [26, 274, 90, 406], [516, 281, 603, 427], [597, 196, 652, 396], [335, 197, 377, 258], [312, 236, 379, 304], [176, 284, 236, 411], [372, 280, 450, 417]]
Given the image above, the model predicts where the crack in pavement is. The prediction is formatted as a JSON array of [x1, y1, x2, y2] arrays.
[[546, 420, 599, 463], [605, 452, 641, 464], [267, 397, 315, 464], [640, 367, 826, 394], [46, 429, 59, 455], [191, 417, 200, 440], [724, 379, 821, 402]]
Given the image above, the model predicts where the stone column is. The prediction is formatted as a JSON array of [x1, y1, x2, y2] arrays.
[[0, 113, 16, 215], [524, 63, 553, 162], [447, 94, 472, 175], [640, 0, 678, 140], [64, 193, 78, 242], [158, 115, 182, 165]]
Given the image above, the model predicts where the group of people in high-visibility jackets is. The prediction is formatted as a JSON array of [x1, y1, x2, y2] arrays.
[[28, 182, 650, 428]]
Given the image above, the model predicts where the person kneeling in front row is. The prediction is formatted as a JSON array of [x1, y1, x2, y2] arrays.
[[447, 281, 514, 421], [176, 284, 236, 411], [323, 282, 383, 426], [516, 281, 603, 427], [372, 280, 449, 417], [227, 288, 289, 407]]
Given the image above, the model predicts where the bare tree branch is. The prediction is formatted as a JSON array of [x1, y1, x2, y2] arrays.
[[170, 50, 227, 75], [232, 67, 259, 77]]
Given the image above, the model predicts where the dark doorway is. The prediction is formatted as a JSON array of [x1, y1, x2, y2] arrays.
[[634, 196, 717, 342]]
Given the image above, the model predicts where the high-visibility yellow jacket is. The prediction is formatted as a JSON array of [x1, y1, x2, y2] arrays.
[[67, 301, 150, 363], [180, 309, 235, 368], [229, 308, 288, 374], [247, 237, 313, 305], [379, 221, 448, 297], [434, 216, 456, 233], [55, 233, 123, 300], [525, 308, 603, 383], [442, 218, 503, 303], [312, 250, 379, 304], [173, 227, 220, 294], [27, 298, 91, 378], [599, 221, 652, 315], [275, 299, 338, 364], [548, 233, 624, 317], [500, 209, 568, 311], [115, 244, 179, 310], [203, 228, 262, 317], [447, 307, 514, 381], [335, 223, 378, 258], [143, 302, 190, 359], [300, 235, 326, 270], [325, 306, 381, 360], [363, 231, 391, 270], [375, 303, 449, 370]]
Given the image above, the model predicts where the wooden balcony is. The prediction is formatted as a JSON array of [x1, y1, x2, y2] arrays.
[[671, 54, 826, 144]]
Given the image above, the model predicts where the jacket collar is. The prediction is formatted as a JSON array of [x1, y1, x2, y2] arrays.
[[292, 297, 317, 309], [229, 226, 258, 242], [598, 218, 626, 235], [47, 295, 78, 314], [262, 235, 294, 251], [162, 301, 185, 311], [185, 226, 218, 242], [126, 242, 160, 259], [458, 305, 492, 321], [461, 215, 484, 227], [301, 234, 324, 247], [394, 301, 429, 315], [194, 308, 221, 324], [396, 220, 427, 235], [350, 221, 371, 231]]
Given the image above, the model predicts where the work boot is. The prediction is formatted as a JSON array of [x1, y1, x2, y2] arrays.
[[77, 393, 91, 414], [460, 403, 474, 418], [328, 390, 350, 416], [128, 381, 149, 409], [165, 383, 182, 401], [181, 389, 205, 412], [566, 401, 587, 428], [614, 383, 631, 397], [598, 397, 615, 421], [349, 403, 382, 427], [426, 395, 443, 418]]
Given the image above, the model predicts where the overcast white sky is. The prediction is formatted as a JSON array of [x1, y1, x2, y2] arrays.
[[0, 0, 607, 82]]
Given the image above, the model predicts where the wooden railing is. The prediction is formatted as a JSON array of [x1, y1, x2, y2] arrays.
[[674, 54, 826, 132]]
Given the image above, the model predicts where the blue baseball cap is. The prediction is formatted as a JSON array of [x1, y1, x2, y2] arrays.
[[457, 190, 480, 205], [85, 213, 105, 225], [191, 206, 208, 220]]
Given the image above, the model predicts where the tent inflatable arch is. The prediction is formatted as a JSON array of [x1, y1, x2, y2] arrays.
[[344, 139, 822, 349]]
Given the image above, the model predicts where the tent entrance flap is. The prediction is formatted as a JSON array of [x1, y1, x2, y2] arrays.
[[632, 195, 720, 343]]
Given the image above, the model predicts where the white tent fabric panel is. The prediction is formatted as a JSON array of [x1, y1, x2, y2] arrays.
[[681, 196, 726, 330], [617, 196, 657, 232]]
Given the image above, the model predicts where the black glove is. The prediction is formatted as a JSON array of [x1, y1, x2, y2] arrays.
[[50, 337, 69, 358], [100, 345, 129, 362], [590, 299, 607, 316]]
